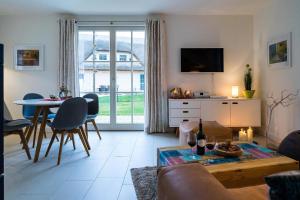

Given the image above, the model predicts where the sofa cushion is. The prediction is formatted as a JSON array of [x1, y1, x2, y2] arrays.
[[157, 163, 236, 200], [265, 170, 300, 200]]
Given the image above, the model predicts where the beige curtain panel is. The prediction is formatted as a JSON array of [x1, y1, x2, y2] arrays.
[[145, 17, 168, 133], [58, 18, 79, 97]]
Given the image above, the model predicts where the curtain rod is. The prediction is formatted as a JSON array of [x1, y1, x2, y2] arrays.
[[75, 20, 145, 23]]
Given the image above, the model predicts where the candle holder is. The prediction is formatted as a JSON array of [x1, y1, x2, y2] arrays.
[[183, 90, 193, 99], [170, 88, 183, 99]]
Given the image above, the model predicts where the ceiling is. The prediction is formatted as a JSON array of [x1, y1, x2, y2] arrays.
[[0, 0, 270, 15]]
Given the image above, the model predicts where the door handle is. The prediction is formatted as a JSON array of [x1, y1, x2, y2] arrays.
[[182, 102, 189, 105], [182, 119, 189, 122], [182, 111, 189, 113], [222, 102, 228, 104], [232, 102, 239, 104]]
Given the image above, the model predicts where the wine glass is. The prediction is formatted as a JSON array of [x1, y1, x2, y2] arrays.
[[206, 136, 216, 151], [187, 132, 197, 158]]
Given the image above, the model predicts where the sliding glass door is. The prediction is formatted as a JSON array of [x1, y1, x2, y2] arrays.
[[78, 27, 145, 130]]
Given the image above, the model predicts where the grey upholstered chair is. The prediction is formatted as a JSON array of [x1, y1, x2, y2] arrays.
[[45, 97, 90, 165], [278, 130, 300, 166], [4, 118, 32, 159], [83, 93, 101, 140], [22, 93, 56, 147]]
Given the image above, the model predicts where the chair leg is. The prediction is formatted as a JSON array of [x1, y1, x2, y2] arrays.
[[80, 126, 91, 150], [45, 131, 57, 157], [57, 133, 65, 165], [32, 123, 38, 148], [18, 130, 31, 160], [23, 126, 29, 139], [91, 119, 101, 140], [85, 122, 88, 138], [64, 135, 70, 145], [71, 134, 76, 150], [77, 129, 90, 156], [50, 127, 59, 142]]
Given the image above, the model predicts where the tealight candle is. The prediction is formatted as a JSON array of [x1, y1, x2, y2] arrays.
[[239, 128, 247, 141], [247, 127, 253, 142]]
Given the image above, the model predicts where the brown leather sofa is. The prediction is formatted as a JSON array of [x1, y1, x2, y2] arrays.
[[158, 163, 268, 200]]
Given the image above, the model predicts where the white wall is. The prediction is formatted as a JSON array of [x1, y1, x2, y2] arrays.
[[253, 0, 300, 142], [0, 15, 60, 118], [165, 15, 254, 97]]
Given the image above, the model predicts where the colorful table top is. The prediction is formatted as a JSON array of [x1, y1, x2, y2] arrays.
[[158, 143, 280, 167]]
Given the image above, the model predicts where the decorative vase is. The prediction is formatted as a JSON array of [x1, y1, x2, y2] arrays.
[[243, 90, 255, 98]]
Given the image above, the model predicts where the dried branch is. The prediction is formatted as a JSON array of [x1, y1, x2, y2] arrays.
[[265, 89, 300, 145]]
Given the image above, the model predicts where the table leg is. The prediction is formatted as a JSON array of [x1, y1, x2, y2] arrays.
[[26, 107, 42, 143], [33, 106, 49, 163]]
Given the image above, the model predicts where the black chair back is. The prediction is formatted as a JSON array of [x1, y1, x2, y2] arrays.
[[22, 93, 44, 118], [278, 130, 300, 163], [83, 93, 99, 115], [51, 97, 87, 131]]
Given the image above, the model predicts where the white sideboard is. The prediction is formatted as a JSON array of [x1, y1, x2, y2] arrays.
[[169, 98, 261, 128]]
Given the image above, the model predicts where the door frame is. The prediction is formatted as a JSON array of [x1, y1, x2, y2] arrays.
[[78, 26, 145, 130]]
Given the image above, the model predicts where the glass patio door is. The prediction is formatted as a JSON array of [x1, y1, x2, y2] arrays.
[[78, 27, 145, 130]]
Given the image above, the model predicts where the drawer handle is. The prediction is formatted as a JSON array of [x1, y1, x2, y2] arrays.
[[182, 119, 189, 122], [232, 102, 238, 105], [182, 111, 189, 113], [182, 102, 189, 105], [222, 102, 228, 104]]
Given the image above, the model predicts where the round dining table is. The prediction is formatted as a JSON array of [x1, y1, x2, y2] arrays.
[[14, 98, 93, 163]]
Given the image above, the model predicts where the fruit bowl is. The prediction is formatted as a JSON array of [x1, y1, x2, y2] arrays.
[[215, 141, 243, 157]]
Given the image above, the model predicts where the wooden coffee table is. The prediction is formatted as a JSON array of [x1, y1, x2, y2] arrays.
[[157, 144, 299, 188]]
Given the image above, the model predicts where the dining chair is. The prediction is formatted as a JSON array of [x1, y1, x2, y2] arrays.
[[45, 97, 90, 165], [22, 93, 56, 147], [83, 93, 101, 140], [3, 118, 32, 160]]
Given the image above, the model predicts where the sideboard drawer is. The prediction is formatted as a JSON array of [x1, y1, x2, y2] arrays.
[[169, 109, 201, 118], [169, 117, 200, 127], [169, 100, 200, 109]]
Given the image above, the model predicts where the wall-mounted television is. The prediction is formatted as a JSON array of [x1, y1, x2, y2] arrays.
[[181, 48, 224, 72]]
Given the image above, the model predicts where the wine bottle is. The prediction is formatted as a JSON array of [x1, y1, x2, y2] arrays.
[[197, 119, 206, 155]]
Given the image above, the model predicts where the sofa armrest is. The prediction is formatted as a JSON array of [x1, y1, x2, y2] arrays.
[[157, 163, 236, 200]]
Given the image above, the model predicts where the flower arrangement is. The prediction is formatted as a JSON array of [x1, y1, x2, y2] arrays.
[[59, 85, 70, 99]]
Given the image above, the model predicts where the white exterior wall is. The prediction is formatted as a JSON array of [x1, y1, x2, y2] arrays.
[[80, 71, 143, 93]]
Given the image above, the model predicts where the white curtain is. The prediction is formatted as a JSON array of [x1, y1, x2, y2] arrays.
[[145, 17, 168, 133], [58, 18, 79, 97]]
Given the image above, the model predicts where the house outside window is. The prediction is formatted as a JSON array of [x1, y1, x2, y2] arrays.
[[119, 54, 127, 61], [99, 54, 107, 61], [140, 74, 144, 91]]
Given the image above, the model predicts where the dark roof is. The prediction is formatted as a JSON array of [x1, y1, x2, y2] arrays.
[[82, 62, 144, 71], [83, 39, 144, 62]]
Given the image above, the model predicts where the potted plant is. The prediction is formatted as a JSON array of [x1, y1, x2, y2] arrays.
[[243, 64, 255, 98]]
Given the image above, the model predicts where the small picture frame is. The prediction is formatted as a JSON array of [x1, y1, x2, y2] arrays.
[[14, 44, 44, 71], [268, 32, 292, 69]]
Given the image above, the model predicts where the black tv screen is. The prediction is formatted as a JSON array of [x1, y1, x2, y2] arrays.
[[181, 48, 224, 72]]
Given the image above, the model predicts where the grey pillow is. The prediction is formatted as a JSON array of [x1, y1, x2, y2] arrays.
[[265, 170, 300, 200]]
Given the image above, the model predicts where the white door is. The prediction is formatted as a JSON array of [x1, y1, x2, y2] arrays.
[[201, 100, 231, 127], [230, 100, 261, 127], [78, 27, 145, 130]]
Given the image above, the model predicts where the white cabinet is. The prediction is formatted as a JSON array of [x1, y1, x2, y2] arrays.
[[230, 100, 261, 127], [168, 98, 261, 128], [201, 100, 231, 127]]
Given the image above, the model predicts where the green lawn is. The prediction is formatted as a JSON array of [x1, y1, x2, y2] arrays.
[[99, 93, 144, 116]]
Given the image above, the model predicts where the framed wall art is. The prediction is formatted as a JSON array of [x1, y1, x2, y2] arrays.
[[268, 32, 292, 68], [14, 44, 44, 71]]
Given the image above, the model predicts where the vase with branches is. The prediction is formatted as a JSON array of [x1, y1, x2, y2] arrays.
[[243, 64, 255, 98], [265, 89, 300, 146]]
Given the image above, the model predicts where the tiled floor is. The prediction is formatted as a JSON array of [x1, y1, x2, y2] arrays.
[[4, 131, 179, 200]]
